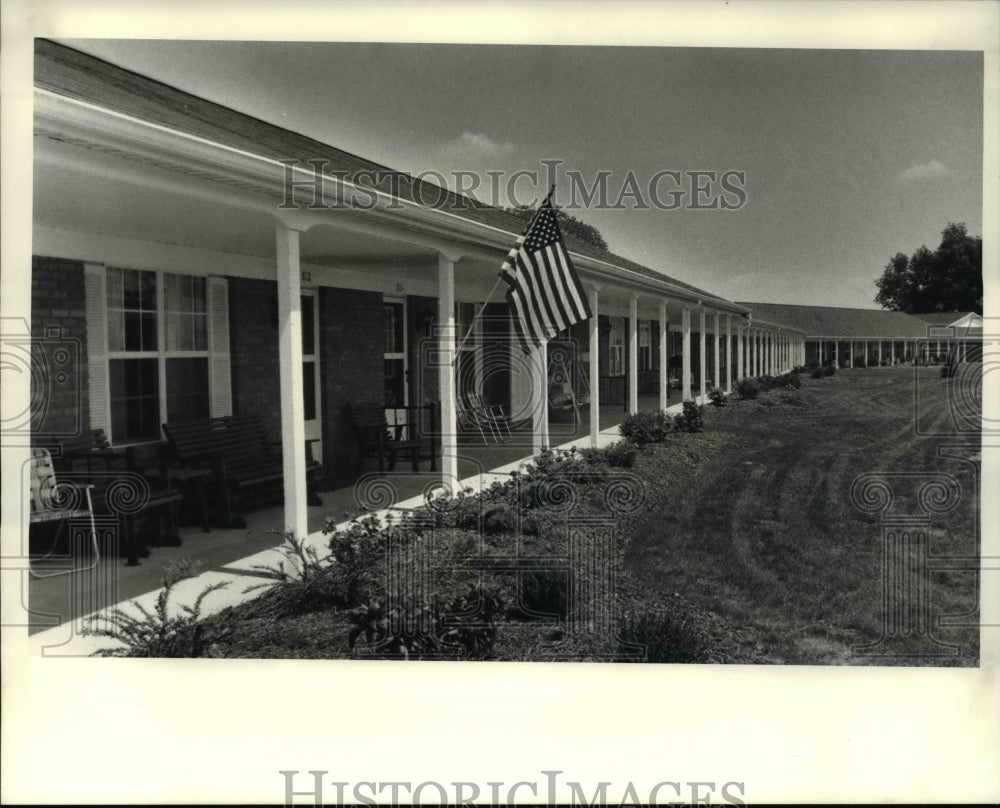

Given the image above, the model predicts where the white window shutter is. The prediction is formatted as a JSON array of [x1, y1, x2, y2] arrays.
[[83, 263, 111, 438], [207, 275, 232, 417]]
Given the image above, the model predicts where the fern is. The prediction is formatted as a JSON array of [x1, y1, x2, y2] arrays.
[[84, 559, 228, 657]]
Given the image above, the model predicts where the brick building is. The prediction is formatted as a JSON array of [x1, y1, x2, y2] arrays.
[[30, 39, 806, 536]]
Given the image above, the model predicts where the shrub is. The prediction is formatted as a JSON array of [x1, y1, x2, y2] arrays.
[[735, 378, 761, 399], [823, 364, 836, 377], [579, 440, 639, 468], [708, 387, 727, 407], [84, 559, 229, 657], [242, 531, 343, 616], [324, 513, 422, 605], [811, 368, 824, 379], [674, 401, 704, 433], [482, 503, 520, 535], [347, 583, 506, 660], [775, 371, 801, 389], [619, 410, 673, 444], [616, 601, 709, 663]]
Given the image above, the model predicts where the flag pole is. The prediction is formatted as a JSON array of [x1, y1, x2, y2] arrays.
[[451, 274, 503, 364], [450, 185, 558, 364]]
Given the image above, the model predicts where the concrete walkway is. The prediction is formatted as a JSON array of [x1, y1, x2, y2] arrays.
[[25, 401, 690, 656]]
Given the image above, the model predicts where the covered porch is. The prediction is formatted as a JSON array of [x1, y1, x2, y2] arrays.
[[25, 399, 667, 636], [26, 43, 803, 610]]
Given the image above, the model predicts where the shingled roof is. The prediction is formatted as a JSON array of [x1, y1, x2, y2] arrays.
[[911, 312, 980, 327], [35, 38, 741, 310], [737, 303, 930, 339]]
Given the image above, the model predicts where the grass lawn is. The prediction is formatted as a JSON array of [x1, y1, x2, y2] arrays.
[[626, 366, 980, 665], [90, 365, 980, 665]]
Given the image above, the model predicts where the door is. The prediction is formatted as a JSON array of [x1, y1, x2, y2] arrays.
[[383, 297, 409, 436], [301, 290, 321, 461]]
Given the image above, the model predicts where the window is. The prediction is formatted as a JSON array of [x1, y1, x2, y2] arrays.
[[107, 267, 209, 443], [608, 317, 624, 376], [638, 320, 652, 371]]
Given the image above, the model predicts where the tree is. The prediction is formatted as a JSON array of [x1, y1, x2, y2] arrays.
[[875, 223, 982, 314], [504, 205, 609, 251]]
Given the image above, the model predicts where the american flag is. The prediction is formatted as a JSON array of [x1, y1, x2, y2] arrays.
[[500, 195, 592, 353]]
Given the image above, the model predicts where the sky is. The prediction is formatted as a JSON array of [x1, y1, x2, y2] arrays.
[[61, 39, 984, 309]]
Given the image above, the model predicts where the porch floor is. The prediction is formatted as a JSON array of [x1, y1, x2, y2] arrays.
[[24, 393, 696, 644]]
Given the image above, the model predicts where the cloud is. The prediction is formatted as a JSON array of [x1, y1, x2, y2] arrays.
[[441, 131, 515, 160], [897, 160, 950, 182]]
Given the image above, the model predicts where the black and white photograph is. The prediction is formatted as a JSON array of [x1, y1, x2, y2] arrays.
[[2, 1, 998, 804]]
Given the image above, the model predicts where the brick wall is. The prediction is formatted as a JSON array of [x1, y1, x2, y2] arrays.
[[319, 286, 384, 478], [30, 256, 88, 438], [228, 277, 282, 442]]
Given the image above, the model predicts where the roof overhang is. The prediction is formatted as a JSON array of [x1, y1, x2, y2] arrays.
[[34, 86, 747, 313]]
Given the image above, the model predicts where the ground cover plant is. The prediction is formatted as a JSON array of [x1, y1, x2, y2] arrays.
[[92, 366, 979, 665]]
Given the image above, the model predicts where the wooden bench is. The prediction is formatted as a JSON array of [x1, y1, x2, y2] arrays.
[[162, 414, 322, 527], [348, 402, 437, 475]]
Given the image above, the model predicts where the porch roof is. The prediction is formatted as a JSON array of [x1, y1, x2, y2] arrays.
[[35, 38, 746, 313], [738, 302, 931, 339]]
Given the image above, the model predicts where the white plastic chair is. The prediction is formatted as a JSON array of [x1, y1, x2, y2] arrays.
[[29, 447, 100, 578]]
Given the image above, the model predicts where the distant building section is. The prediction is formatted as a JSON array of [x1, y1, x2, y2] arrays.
[[738, 303, 982, 367]]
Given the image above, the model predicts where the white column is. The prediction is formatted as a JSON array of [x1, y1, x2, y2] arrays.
[[589, 286, 600, 448], [737, 325, 744, 381], [878, 340, 882, 367], [276, 224, 308, 540], [682, 306, 692, 402], [438, 253, 459, 484], [749, 329, 756, 376], [533, 342, 549, 452], [725, 315, 733, 392], [834, 340, 840, 367], [849, 340, 854, 368], [628, 295, 639, 414], [713, 312, 721, 390], [699, 308, 707, 402], [659, 301, 668, 410]]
